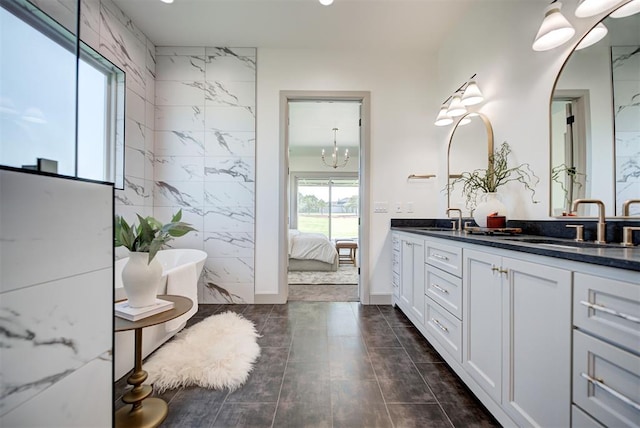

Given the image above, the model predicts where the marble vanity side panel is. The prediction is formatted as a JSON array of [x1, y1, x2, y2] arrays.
[[155, 47, 256, 304], [0, 169, 112, 425], [612, 46, 640, 216]]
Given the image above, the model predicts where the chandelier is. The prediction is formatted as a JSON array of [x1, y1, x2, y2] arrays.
[[321, 128, 350, 169]]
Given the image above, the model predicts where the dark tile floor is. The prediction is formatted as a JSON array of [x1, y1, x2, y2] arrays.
[[115, 302, 500, 427]]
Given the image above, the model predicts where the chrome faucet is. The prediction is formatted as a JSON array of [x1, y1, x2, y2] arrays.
[[622, 199, 640, 217], [446, 208, 463, 231], [571, 199, 606, 244]]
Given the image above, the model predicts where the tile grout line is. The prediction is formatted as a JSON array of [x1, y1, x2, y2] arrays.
[[269, 307, 295, 428]]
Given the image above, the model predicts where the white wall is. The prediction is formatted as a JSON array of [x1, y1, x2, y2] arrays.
[[256, 48, 440, 299]]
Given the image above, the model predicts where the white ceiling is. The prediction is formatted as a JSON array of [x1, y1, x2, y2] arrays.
[[111, 0, 477, 52]]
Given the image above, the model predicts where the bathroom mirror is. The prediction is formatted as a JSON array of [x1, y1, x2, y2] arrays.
[[550, 9, 640, 217], [447, 112, 494, 216]]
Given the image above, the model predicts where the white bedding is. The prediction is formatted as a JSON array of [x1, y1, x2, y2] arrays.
[[288, 230, 338, 264]]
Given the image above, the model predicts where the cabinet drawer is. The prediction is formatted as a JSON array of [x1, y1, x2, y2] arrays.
[[425, 265, 462, 320], [574, 272, 640, 354], [425, 297, 462, 363], [392, 250, 400, 274], [573, 330, 640, 428], [572, 405, 604, 428], [425, 240, 462, 278]]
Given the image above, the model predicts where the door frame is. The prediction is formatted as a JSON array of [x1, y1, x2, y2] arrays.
[[279, 90, 371, 304]]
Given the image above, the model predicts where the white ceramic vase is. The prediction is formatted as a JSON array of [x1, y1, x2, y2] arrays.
[[473, 193, 507, 228], [121, 252, 163, 308]]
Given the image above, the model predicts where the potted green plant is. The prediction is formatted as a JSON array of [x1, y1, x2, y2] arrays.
[[449, 142, 539, 227], [115, 210, 196, 307]]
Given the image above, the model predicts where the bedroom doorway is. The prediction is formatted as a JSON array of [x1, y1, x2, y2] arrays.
[[285, 96, 364, 302]]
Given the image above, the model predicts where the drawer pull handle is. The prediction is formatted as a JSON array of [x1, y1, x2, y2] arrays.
[[579, 301, 640, 324], [431, 284, 449, 294], [432, 253, 449, 261], [580, 373, 640, 411], [431, 318, 449, 333]]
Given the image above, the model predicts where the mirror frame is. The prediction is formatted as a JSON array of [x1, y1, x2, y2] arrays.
[[446, 112, 495, 210]]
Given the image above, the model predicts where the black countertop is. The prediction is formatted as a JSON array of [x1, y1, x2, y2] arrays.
[[391, 221, 640, 273]]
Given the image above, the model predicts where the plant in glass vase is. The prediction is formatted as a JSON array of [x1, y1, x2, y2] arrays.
[[449, 142, 540, 227], [115, 210, 196, 307]]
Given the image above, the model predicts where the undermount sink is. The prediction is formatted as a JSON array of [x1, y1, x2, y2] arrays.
[[412, 227, 456, 232], [503, 237, 611, 249]]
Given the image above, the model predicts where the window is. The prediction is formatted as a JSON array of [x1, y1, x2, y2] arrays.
[[0, 0, 124, 187]]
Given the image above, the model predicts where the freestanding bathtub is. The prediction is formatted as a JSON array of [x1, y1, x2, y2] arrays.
[[114, 249, 207, 380]]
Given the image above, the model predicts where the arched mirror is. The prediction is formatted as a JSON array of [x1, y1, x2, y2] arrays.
[[447, 112, 494, 216], [550, 8, 640, 217]]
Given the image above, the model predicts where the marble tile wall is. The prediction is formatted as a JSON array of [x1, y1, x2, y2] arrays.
[[154, 47, 256, 304], [79, 0, 156, 232], [0, 169, 113, 426], [612, 46, 640, 216]]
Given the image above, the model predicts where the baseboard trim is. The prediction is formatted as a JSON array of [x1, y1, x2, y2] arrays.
[[368, 293, 393, 305], [255, 293, 287, 304]]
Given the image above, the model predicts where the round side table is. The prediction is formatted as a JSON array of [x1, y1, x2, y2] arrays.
[[114, 295, 192, 428]]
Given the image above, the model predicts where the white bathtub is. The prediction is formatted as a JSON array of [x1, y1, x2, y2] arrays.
[[114, 249, 207, 380]]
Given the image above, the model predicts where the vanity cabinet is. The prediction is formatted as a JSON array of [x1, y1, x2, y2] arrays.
[[571, 272, 640, 427], [463, 247, 572, 427], [392, 232, 425, 325]]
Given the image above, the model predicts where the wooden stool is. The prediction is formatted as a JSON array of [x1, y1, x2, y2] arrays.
[[335, 241, 358, 266]]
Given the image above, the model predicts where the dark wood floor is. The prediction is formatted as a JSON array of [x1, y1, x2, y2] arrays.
[[115, 302, 500, 427]]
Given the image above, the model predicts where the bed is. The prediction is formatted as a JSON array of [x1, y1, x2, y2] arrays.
[[288, 229, 339, 271]]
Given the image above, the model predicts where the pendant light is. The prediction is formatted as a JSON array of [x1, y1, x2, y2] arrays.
[[575, 22, 608, 49], [575, 0, 623, 17], [610, 0, 640, 18], [447, 93, 467, 117], [532, 1, 576, 51], [434, 105, 454, 126], [461, 80, 484, 106]]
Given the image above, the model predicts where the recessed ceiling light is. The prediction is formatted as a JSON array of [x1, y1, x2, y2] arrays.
[[161, 0, 174, 4], [319, 0, 334, 5]]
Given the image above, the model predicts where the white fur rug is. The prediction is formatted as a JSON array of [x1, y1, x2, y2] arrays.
[[143, 311, 260, 392]]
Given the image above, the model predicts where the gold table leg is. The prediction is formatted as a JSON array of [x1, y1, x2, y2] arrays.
[[115, 328, 168, 428]]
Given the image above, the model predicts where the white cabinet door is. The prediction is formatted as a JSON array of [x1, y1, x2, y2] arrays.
[[463, 248, 503, 403], [502, 257, 572, 428], [400, 239, 413, 309], [410, 239, 425, 325]]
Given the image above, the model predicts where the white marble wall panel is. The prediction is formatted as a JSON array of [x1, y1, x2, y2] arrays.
[[0, 171, 112, 293], [204, 156, 255, 182], [0, 169, 112, 425], [156, 105, 206, 131], [204, 232, 254, 257], [126, 88, 146, 123], [124, 146, 146, 180], [2, 355, 112, 427], [205, 106, 255, 132], [155, 46, 256, 303], [613, 46, 640, 215], [155, 131, 206, 157], [205, 131, 255, 157], [155, 156, 205, 181], [155, 55, 206, 81], [205, 182, 255, 207]]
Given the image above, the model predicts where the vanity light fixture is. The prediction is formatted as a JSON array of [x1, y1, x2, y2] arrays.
[[575, 0, 624, 17], [434, 75, 484, 126], [610, 0, 640, 17], [532, 1, 576, 51], [434, 106, 454, 126], [575, 22, 608, 49], [461, 80, 484, 106], [321, 128, 349, 169], [447, 92, 467, 117]]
